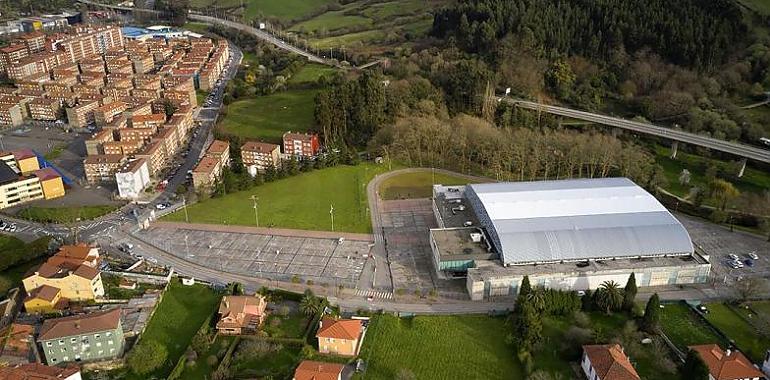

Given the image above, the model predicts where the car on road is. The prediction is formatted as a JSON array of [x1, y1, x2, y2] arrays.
[[748, 251, 759, 260], [728, 253, 739, 261], [9, 223, 16, 232], [155, 203, 168, 210]]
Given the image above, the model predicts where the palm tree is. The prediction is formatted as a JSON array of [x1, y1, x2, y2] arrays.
[[595, 281, 623, 314], [299, 291, 321, 316], [526, 290, 546, 313]]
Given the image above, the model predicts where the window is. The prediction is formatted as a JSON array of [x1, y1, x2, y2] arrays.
[[62, 356, 68, 361], [110, 348, 115, 353], [95, 334, 100, 339], [71, 338, 77, 343], [108, 340, 113, 345], [99, 350, 104, 355], [46, 342, 52, 347], [58, 340, 64, 345], [106, 332, 112, 337], [96, 342, 102, 347], [51, 358, 57, 363]]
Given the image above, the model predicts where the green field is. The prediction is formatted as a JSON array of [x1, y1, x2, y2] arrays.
[[124, 280, 220, 379], [165, 163, 391, 233], [243, 0, 337, 21], [288, 64, 338, 84], [311, 30, 388, 49], [218, 89, 317, 143], [378, 171, 480, 200], [17, 205, 119, 223], [183, 22, 212, 35], [291, 11, 374, 34], [654, 144, 770, 199], [659, 302, 728, 351], [703, 302, 770, 363], [355, 314, 523, 380]]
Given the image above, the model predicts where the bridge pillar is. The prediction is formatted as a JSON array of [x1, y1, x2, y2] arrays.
[[738, 158, 747, 178], [670, 141, 678, 159]]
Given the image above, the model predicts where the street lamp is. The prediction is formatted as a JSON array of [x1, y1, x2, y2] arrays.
[[182, 195, 189, 223], [330, 204, 335, 232], [250, 195, 259, 227]]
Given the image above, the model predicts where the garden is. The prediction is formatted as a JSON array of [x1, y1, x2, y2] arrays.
[[702, 302, 770, 363], [658, 302, 728, 351]]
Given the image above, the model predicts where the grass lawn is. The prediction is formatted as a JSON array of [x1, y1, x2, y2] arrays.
[[290, 11, 373, 34], [44, 144, 66, 160], [311, 30, 387, 49], [263, 313, 309, 339], [218, 89, 317, 143], [355, 314, 523, 380], [17, 205, 119, 223], [288, 64, 338, 84], [243, 0, 337, 21], [179, 335, 235, 380], [124, 280, 220, 379], [0, 257, 44, 298], [749, 300, 770, 315], [230, 342, 302, 379], [183, 21, 212, 35], [659, 302, 728, 350], [703, 302, 770, 363], [165, 163, 390, 233], [378, 171, 480, 200], [196, 90, 208, 106], [654, 144, 770, 199]]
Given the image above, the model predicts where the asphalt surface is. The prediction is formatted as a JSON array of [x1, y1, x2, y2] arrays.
[[504, 98, 770, 163]]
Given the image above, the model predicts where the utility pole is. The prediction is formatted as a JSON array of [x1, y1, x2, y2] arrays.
[[330, 204, 335, 232], [250, 195, 259, 227], [182, 195, 189, 223]]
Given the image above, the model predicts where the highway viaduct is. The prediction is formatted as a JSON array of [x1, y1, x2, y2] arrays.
[[503, 98, 770, 176]]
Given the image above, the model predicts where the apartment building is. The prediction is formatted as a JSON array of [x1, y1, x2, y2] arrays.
[[282, 132, 320, 158], [83, 154, 125, 184], [84, 129, 114, 156], [65, 100, 100, 128], [116, 158, 150, 199], [28, 97, 62, 121], [207, 139, 230, 165], [241, 141, 280, 173], [0, 103, 23, 127], [13, 148, 40, 174], [103, 140, 143, 156], [156, 127, 179, 158], [131, 113, 165, 129], [16, 31, 46, 54], [93, 101, 127, 126], [192, 140, 230, 190], [33, 167, 65, 199], [38, 309, 124, 365], [53, 25, 123, 63], [0, 162, 44, 209], [135, 139, 166, 176], [0, 45, 28, 72], [131, 53, 154, 74]]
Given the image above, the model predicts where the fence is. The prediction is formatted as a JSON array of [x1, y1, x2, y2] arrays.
[[102, 269, 173, 285]]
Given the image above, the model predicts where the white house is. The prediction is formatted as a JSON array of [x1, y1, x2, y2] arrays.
[[581, 344, 640, 380], [116, 158, 150, 199]]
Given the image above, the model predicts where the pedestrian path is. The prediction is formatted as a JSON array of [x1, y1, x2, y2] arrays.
[[356, 289, 394, 300]]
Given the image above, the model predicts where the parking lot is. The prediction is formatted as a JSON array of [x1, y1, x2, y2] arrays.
[[678, 213, 770, 281], [137, 225, 371, 286]]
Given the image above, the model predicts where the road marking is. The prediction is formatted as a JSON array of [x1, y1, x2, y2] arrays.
[[355, 289, 394, 300]]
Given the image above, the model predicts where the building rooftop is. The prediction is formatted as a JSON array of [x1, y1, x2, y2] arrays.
[[316, 318, 362, 340], [25, 284, 60, 302], [0, 161, 20, 184], [688, 344, 764, 380], [583, 344, 640, 380], [39, 309, 121, 341], [429, 227, 496, 260], [193, 156, 219, 173], [0, 363, 80, 380], [241, 141, 279, 153], [84, 154, 125, 165], [293, 360, 344, 380], [118, 158, 147, 174], [32, 167, 60, 182], [207, 139, 229, 155], [463, 178, 694, 265]]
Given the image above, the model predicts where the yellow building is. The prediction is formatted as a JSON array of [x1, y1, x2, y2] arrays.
[[12, 149, 39, 174], [24, 284, 65, 314], [316, 318, 365, 357], [0, 164, 44, 209], [23, 262, 104, 301], [33, 168, 65, 200]]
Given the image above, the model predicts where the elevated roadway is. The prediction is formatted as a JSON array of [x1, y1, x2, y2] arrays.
[[504, 98, 770, 166]]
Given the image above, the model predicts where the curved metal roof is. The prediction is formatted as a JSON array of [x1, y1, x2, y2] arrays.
[[467, 178, 693, 265]]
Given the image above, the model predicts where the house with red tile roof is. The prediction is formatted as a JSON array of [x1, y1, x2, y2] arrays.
[[293, 360, 344, 380], [316, 318, 366, 356], [0, 363, 81, 380], [689, 344, 764, 380], [216, 295, 267, 335], [581, 344, 641, 380]]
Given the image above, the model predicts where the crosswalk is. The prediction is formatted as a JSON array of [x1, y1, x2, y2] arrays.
[[356, 289, 394, 300]]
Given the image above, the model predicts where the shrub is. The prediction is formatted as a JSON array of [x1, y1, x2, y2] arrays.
[[206, 355, 219, 366], [127, 340, 167, 375]]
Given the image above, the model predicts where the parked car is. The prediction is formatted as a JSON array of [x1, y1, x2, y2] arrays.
[[155, 203, 167, 210], [729, 260, 744, 269], [748, 251, 759, 260], [728, 254, 740, 261]]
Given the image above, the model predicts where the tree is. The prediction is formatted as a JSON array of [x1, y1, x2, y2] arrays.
[[299, 290, 322, 316], [581, 289, 594, 312], [512, 300, 543, 353], [519, 276, 532, 298], [160, 99, 178, 119], [127, 340, 167, 375], [623, 273, 637, 312], [641, 293, 661, 333], [735, 277, 764, 303], [709, 178, 740, 210], [594, 281, 623, 314], [682, 349, 710, 380]]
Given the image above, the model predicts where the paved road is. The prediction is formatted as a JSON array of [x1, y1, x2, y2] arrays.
[[504, 98, 770, 164]]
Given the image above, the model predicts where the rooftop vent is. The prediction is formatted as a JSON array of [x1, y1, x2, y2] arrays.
[[469, 233, 482, 243]]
